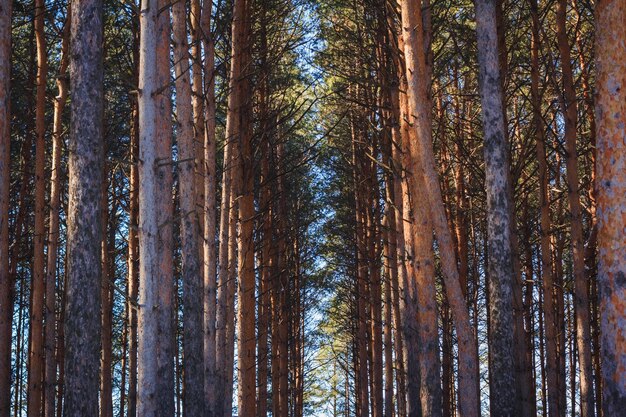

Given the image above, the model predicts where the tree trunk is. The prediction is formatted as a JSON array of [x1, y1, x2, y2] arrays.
[[100, 174, 113, 417], [29, 0, 48, 413], [155, 1, 176, 415], [44, 10, 70, 417], [555, 2, 595, 416], [595, 2, 626, 414], [172, 2, 205, 415], [475, 0, 518, 415], [399, 2, 480, 416], [63, 1, 104, 416], [136, 0, 161, 415], [201, 0, 217, 412], [530, 1, 562, 415], [0, 1, 12, 415], [127, 90, 139, 417], [190, 0, 205, 241]]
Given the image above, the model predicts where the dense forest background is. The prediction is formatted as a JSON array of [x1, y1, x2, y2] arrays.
[[0, 0, 625, 416]]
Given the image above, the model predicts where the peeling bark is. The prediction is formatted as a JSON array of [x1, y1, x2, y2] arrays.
[[595, 2, 626, 415]]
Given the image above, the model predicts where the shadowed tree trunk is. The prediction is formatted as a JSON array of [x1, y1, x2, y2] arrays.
[[0, 1, 12, 415], [172, 2, 205, 415], [63, 0, 104, 415], [595, 2, 626, 415], [530, 1, 562, 416], [28, 0, 48, 414], [136, 0, 161, 415], [475, 0, 518, 415], [555, 2, 595, 416], [44, 9, 70, 417], [154, 1, 175, 415]]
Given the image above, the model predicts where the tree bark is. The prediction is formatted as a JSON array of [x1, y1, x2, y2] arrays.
[[201, 0, 217, 412], [154, 2, 176, 415], [595, 2, 626, 415], [44, 10, 70, 417], [475, 0, 518, 415], [0, 1, 12, 415], [399, 2, 480, 416], [136, 0, 160, 415], [29, 0, 48, 413], [172, 2, 205, 415], [63, 0, 104, 415]]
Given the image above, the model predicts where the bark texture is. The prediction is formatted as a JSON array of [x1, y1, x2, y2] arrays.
[[172, 2, 205, 414], [136, 1, 160, 415], [475, 1, 517, 415], [399, 1, 480, 416], [595, 2, 626, 415], [63, 1, 104, 416], [28, 0, 47, 414]]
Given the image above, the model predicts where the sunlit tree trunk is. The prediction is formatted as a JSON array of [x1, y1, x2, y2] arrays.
[[595, 2, 626, 415], [63, 0, 104, 415], [399, 2, 480, 416], [201, 0, 217, 412], [154, 1, 175, 415]]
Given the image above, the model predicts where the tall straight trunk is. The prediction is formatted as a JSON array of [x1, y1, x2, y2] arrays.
[[190, 0, 205, 239], [277, 141, 289, 417], [201, 0, 217, 411], [530, 1, 562, 416], [389, 67, 407, 417], [55, 272, 65, 417], [216, 0, 247, 411], [29, 0, 48, 414], [352, 115, 370, 417], [172, 3, 205, 415], [555, 2, 595, 415], [399, 2, 480, 416], [63, 0, 104, 415], [257, 20, 271, 413], [236, 28, 257, 417], [215, 119, 234, 417], [382, 219, 394, 417], [0, 1, 11, 415], [127, 93, 139, 417], [100, 174, 113, 417], [475, 0, 518, 415], [44, 11, 70, 417], [595, 1, 626, 414], [136, 0, 160, 415], [155, 1, 175, 415], [367, 143, 383, 417]]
